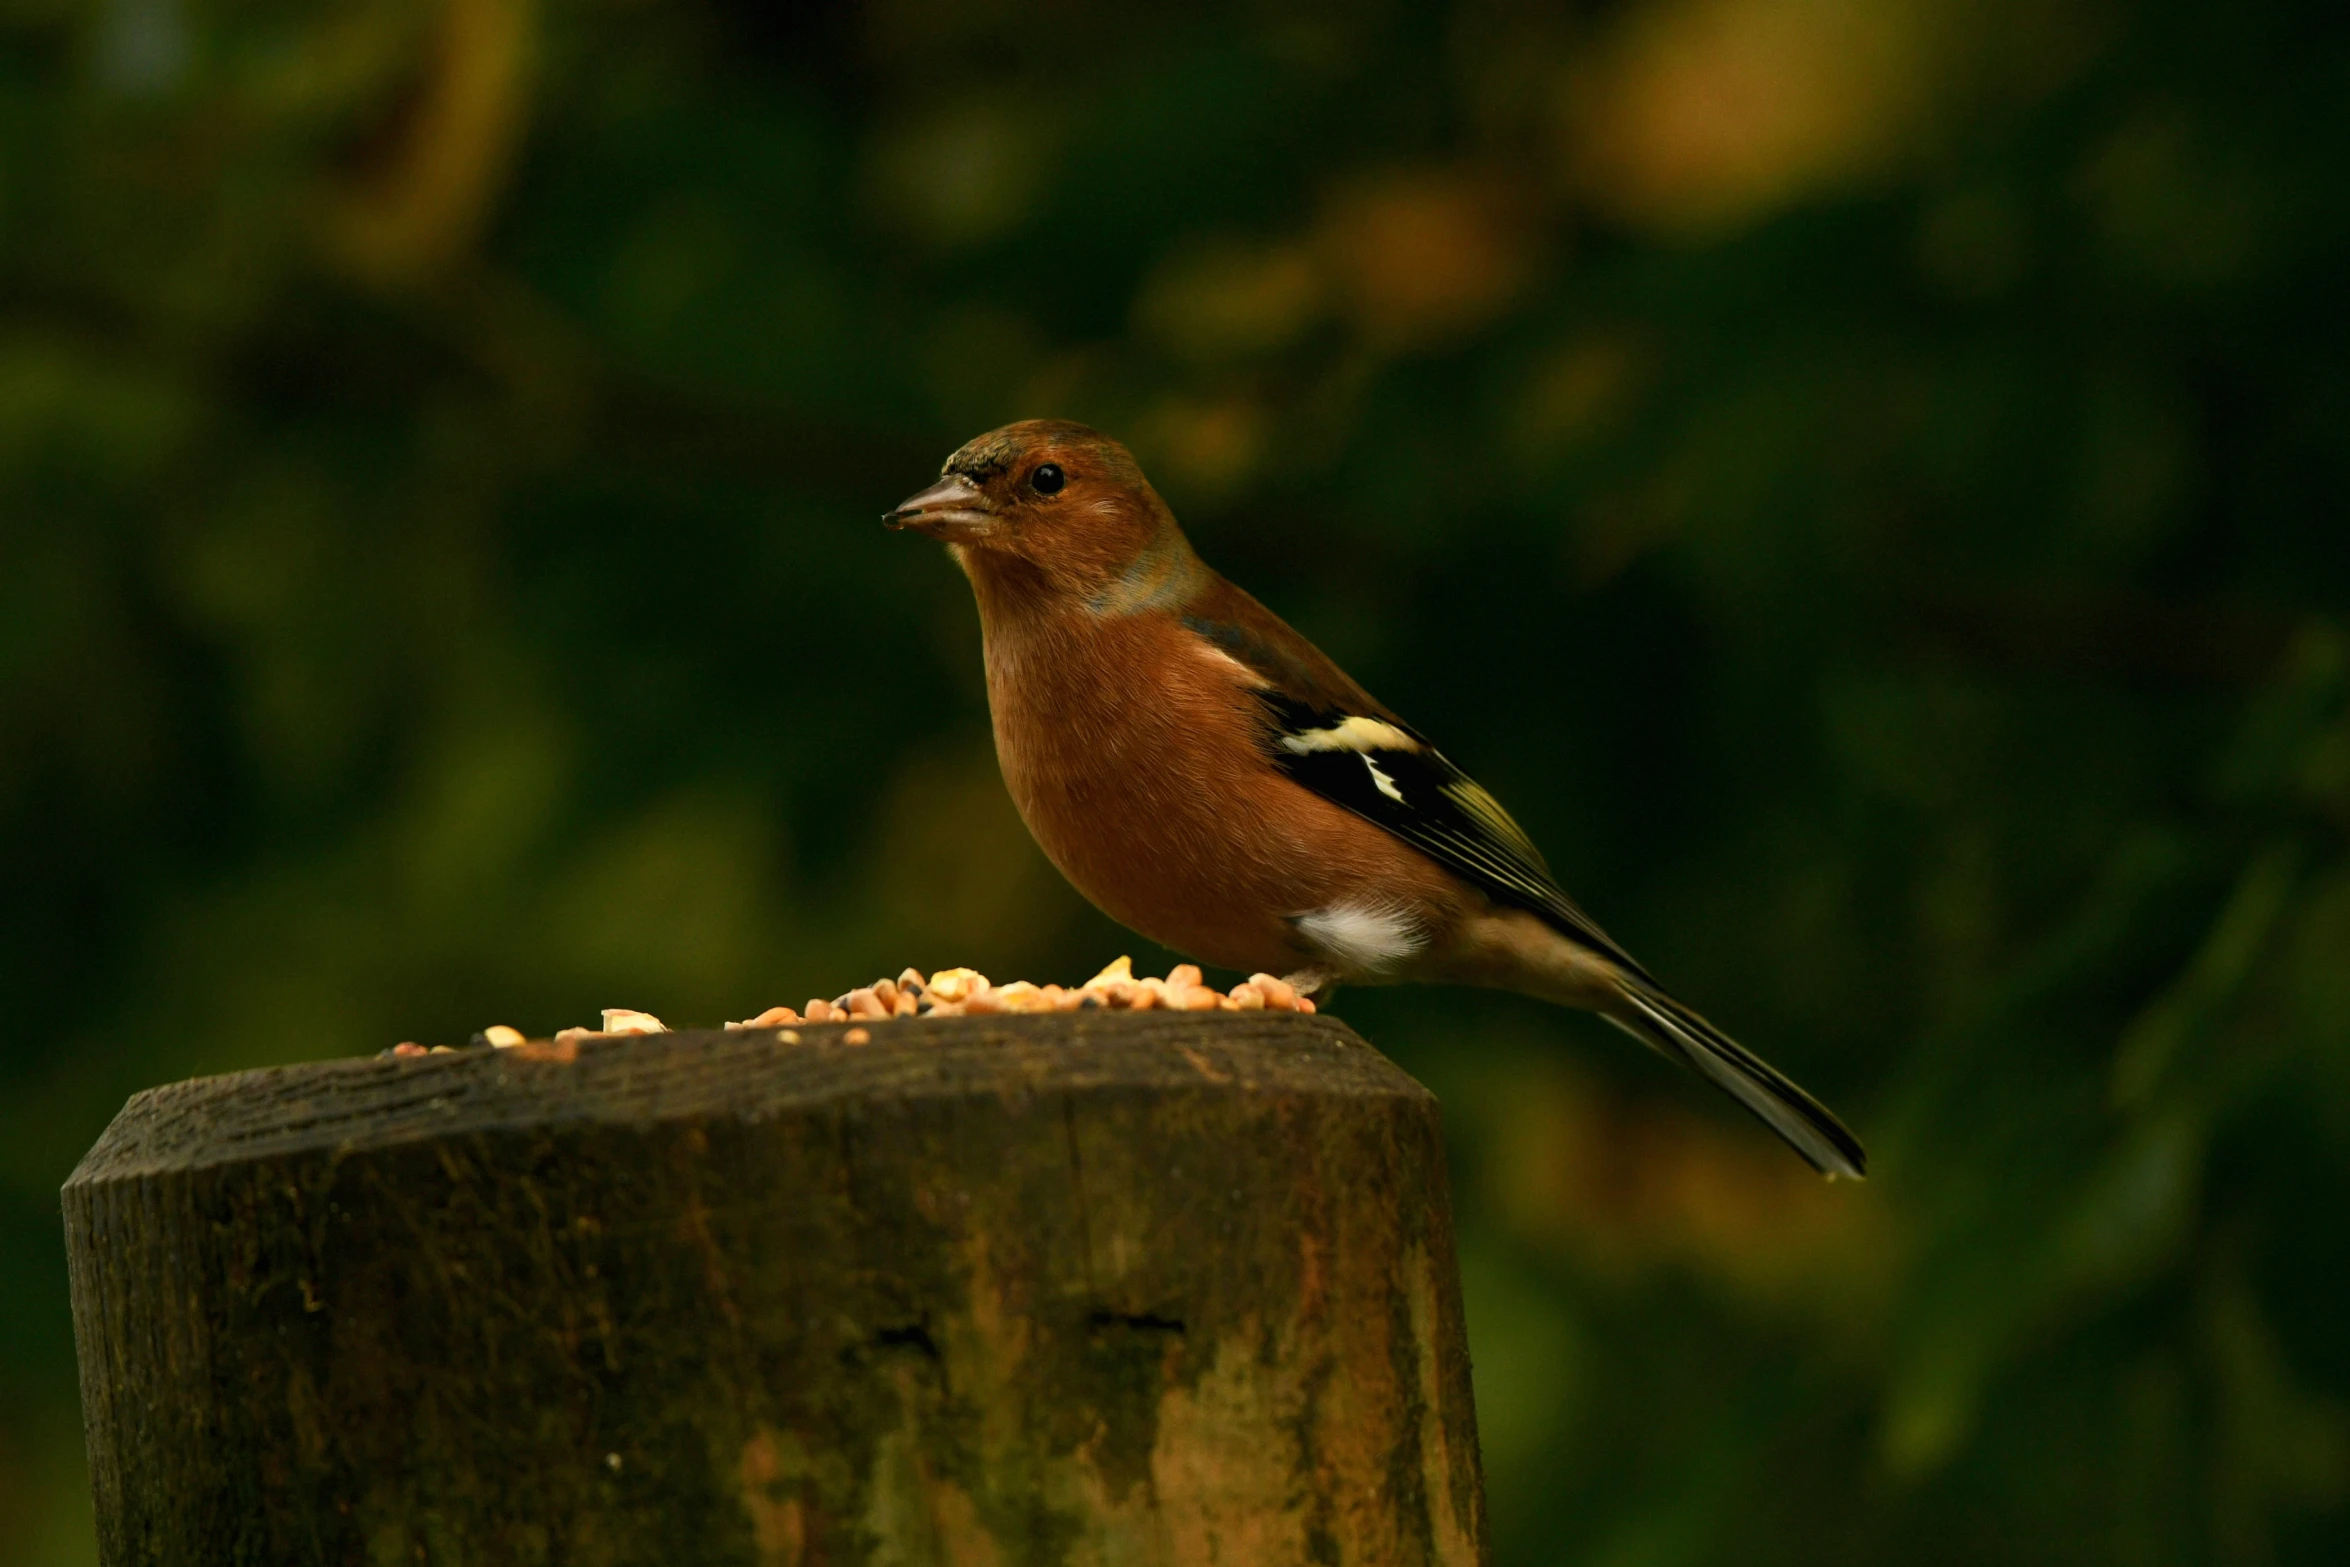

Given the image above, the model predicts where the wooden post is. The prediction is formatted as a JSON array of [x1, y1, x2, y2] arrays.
[[63, 1011, 1489, 1565]]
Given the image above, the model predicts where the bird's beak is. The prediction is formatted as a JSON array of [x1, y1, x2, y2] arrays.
[[885, 474, 996, 540]]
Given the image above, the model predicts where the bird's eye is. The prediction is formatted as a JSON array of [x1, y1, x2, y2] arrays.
[[1030, 463, 1065, 495]]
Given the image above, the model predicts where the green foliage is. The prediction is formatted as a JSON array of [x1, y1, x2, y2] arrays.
[[3, 0, 2347, 1561]]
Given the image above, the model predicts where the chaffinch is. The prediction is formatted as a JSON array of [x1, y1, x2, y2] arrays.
[[888, 419, 1865, 1178]]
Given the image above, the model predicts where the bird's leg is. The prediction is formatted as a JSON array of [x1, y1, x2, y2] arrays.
[[1282, 968, 1338, 1006]]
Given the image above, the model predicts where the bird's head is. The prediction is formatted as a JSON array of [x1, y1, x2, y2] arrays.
[[886, 419, 1192, 606]]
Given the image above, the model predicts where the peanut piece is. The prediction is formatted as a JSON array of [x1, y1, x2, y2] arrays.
[[926, 968, 988, 1004], [1084, 955, 1135, 989], [1248, 974, 1298, 1011]]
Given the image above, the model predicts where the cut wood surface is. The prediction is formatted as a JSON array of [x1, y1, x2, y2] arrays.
[[64, 1011, 1489, 1566]]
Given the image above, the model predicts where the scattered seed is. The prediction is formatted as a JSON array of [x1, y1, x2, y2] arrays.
[[399, 960, 1327, 1058]]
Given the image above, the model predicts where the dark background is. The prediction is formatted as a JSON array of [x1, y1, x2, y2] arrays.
[[5, 0, 2348, 1561]]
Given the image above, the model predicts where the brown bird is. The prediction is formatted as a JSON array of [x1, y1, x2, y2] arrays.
[[888, 418, 1865, 1177]]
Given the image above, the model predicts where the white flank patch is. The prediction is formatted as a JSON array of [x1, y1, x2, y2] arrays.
[[1277, 714, 1422, 755], [1292, 902, 1425, 973], [1360, 753, 1406, 803]]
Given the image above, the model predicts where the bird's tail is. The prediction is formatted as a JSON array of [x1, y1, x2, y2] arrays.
[[1602, 980, 1867, 1180]]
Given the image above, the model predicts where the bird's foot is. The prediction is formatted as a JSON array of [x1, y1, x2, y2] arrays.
[[1281, 969, 1339, 1006]]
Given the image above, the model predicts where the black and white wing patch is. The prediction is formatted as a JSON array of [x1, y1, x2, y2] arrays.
[[1248, 689, 1654, 983]]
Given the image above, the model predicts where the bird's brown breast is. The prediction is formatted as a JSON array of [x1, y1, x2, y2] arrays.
[[978, 606, 1460, 974]]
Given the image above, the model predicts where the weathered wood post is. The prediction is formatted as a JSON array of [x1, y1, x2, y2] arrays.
[[63, 1011, 1488, 1565]]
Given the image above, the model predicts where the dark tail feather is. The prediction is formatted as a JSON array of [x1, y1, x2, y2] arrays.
[[1603, 981, 1868, 1179]]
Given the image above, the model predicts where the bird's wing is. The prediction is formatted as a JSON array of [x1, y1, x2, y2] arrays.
[[1179, 600, 1655, 983]]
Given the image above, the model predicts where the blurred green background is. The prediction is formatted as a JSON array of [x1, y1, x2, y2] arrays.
[[5, 0, 2349, 1561]]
